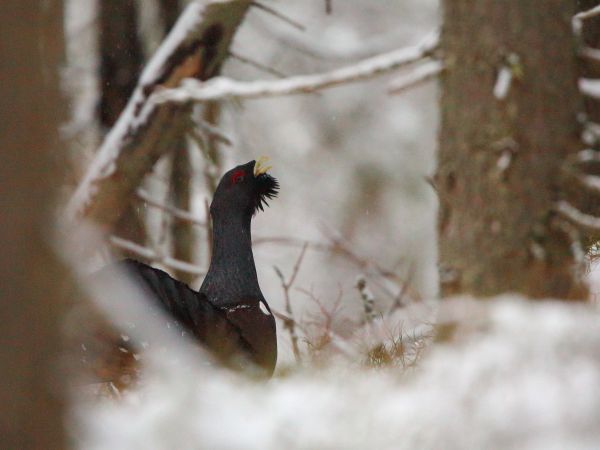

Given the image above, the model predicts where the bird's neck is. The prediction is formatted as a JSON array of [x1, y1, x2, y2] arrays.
[[200, 213, 262, 306]]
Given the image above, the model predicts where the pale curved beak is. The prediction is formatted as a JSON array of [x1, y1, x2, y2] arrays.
[[254, 155, 272, 177]]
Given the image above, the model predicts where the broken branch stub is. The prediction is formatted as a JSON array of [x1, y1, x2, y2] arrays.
[[67, 0, 252, 231]]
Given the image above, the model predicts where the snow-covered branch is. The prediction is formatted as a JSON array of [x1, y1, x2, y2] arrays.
[[153, 32, 439, 103], [556, 200, 600, 232], [579, 174, 600, 195], [388, 60, 443, 95], [579, 78, 600, 99], [110, 236, 206, 275], [66, 0, 252, 230], [578, 148, 600, 164], [573, 5, 600, 34]]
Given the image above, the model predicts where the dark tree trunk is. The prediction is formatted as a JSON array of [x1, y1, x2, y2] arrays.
[[0, 1, 67, 448], [578, 1, 600, 130], [158, 0, 197, 284], [99, 0, 143, 129], [99, 0, 148, 258], [438, 0, 588, 299]]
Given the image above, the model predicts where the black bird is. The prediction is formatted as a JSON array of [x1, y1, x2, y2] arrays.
[[87, 158, 279, 384]]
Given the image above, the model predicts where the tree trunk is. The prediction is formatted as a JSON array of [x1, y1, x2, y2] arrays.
[[438, 0, 588, 299], [158, 0, 198, 284], [99, 0, 143, 130], [0, 1, 67, 448], [99, 0, 149, 258]]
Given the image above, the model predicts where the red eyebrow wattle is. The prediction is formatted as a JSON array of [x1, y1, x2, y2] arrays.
[[231, 170, 245, 184]]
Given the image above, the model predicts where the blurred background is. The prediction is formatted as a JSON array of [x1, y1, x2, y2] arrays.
[[64, 0, 440, 364], [7, 2, 600, 449]]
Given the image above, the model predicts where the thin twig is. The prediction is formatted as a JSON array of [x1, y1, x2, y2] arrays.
[[389, 266, 414, 311], [109, 235, 206, 275], [229, 51, 287, 78], [297, 286, 343, 334], [273, 243, 308, 362], [193, 119, 232, 146], [137, 189, 207, 227], [296, 287, 356, 359], [325, 0, 332, 14], [153, 33, 439, 103], [251, 1, 306, 31], [255, 234, 407, 300], [355, 276, 377, 323]]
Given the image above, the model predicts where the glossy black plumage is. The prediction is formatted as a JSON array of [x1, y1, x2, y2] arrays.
[[94, 160, 279, 380]]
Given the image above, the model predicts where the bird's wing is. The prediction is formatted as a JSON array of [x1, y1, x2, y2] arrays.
[[221, 300, 277, 376], [107, 259, 256, 369]]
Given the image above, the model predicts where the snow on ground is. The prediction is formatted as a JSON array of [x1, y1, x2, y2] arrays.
[[74, 296, 600, 450]]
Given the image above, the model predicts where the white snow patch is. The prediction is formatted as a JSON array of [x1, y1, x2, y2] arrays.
[[74, 296, 600, 450], [494, 66, 513, 100]]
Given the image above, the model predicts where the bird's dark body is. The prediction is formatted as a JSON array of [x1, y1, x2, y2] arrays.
[[88, 160, 279, 384], [119, 259, 277, 375]]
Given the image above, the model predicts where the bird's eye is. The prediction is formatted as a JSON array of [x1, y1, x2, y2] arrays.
[[231, 170, 245, 184]]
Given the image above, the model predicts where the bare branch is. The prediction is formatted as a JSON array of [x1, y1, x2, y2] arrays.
[[154, 32, 439, 103], [388, 60, 443, 95], [390, 264, 415, 311], [229, 50, 287, 78], [355, 276, 377, 323], [110, 235, 206, 275], [288, 242, 308, 288], [297, 287, 357, 360], [325, 0, 332, 14], [251, 1, 306, 31], [137, 188, 207, 226], [273, 243, 308, 363], [193, 118, 233, 146]]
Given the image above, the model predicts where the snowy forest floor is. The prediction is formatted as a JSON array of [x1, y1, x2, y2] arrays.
[[73, 292, 600, 450]]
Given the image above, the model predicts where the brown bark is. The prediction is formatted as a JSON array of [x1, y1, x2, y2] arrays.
[[438, 0, 588, 299], [0, 1, 67, 448], [578, 1, 600, 133], [170, 145, 196, 283], [202, 101, 224, 194], [70, 0, 252, 234]]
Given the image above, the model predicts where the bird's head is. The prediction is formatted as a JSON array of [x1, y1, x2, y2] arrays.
[[210, 157, 279, 218]]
